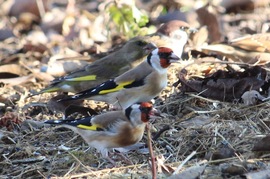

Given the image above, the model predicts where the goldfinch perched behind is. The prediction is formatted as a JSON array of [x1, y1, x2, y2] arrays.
[[60, 47, 180, 109], [45, 102, 155, 160], [32, 37, 156, 95], [148, 20, 196, 58]]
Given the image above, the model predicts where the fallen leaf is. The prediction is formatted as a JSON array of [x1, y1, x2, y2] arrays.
[[22, 43, 48, 54], [196, 4, 222, 43], [230, 33, 270, 52], [205, 144, 235, 160], [175, 66, 266, 102], [0, 75, 35, 85], [0, 64, 27, 77], [201, 44, 270, 65], [221, 163, 247, 175], [252, 135, 270, 151]]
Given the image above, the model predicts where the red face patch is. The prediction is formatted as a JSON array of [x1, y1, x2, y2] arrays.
[[158, 47, 173, 53], [158, 47, 173, 68], [160, 58, 170, 68], [140, 102, 152, 108], [140, 102, 153, 122]]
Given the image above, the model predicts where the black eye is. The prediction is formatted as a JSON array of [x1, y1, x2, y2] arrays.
[[158, 52, 172, 59], [136, 40, 147, 46], [180, 26, 189, 31], [140, 107, 152, 113]]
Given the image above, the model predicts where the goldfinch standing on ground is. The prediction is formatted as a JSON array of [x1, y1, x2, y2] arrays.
[[32, 20, 195, 96], [45, 102, 155, 160], [60, 47, 180, 109]]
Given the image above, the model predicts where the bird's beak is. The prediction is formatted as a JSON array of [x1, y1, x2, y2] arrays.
[[169, 53, 180, 63], [144, 42, 157, 52], [150, 107, 162, 117], [187, 27, 198, 34]]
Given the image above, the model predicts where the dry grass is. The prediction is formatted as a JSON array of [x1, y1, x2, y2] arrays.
[[1, 62, 270, 178]]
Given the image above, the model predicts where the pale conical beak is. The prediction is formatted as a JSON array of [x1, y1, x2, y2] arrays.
[[144, 42, 157, 52], [169, 52, 180, 63]]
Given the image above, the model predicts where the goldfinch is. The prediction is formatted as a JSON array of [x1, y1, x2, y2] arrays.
[[60, 47, 180, 109], [44, 102, 155, 159], [33, 20, 194, 95], [32, 37, 157, 95]]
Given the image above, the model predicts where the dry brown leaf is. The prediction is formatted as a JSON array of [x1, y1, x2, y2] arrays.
[[205, 145, 235, 160], [191, 26, 209, 49], [196, 4, 222, 43], [252, 135, 270, 151], [221, 163, 247, 176], [176, 66, 266, 102], [0, 75, 35, 85], [22, 43, 48, 54], [230, 33, 270, 52], [0, 64, 27, 77], [6, 0, 49, 19], [201, 44, 270, 65]]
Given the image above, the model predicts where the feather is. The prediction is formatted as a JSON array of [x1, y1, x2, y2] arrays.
[[45, 117, 104, 131]]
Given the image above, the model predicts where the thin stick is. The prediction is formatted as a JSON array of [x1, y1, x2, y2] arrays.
[[173, 151, 197, 175], [146, 123, 156, 179]]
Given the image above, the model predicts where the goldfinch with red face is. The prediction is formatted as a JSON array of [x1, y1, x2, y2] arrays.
[[60, 47, 180, 109], [45, 102, 154, 159], [32, 20, 194, 96], [32, 37, 156, 95]]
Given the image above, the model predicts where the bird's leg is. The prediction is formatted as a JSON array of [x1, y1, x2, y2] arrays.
[[109, 151, 133, 165]]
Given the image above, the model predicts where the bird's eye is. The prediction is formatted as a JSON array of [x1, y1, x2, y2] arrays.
[[158, 52, 172, 59], [136, 41, 147, 46], [140, 107, 152, 113], [180, 26, 189, 31]]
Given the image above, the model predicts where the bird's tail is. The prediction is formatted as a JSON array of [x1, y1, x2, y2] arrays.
[[45, 117, 104, 131]]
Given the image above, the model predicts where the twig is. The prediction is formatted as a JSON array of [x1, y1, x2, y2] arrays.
[[146, 123, 156, 179], [173, 151, 197, 175]]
